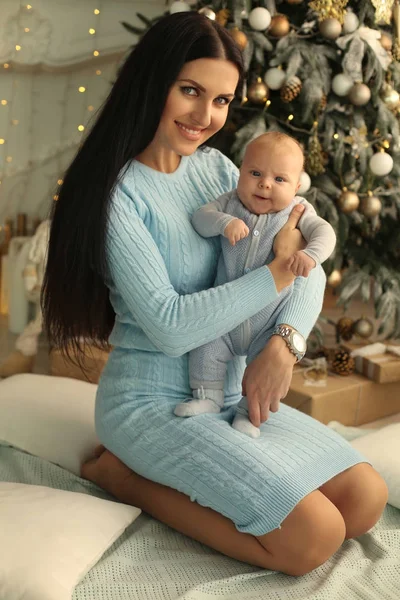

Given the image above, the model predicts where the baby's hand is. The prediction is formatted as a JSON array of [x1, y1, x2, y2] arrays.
[[286, 250, 316, 277], [224, 219, 249, 246]]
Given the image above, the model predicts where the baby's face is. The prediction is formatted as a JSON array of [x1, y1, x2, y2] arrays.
[[237, 140, 303, 215]]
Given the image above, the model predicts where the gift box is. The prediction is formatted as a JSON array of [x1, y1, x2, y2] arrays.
[[283, 367, 400, 426], [49, 344, 111, 384], [343, 341, 400, 384]]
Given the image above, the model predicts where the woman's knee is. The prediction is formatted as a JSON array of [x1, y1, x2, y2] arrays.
[[258, 490, 346, 576]]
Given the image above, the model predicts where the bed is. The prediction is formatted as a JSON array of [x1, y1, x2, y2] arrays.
[[1, 374, 400, 600]]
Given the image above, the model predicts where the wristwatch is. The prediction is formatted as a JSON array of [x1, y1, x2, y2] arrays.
[[272, 324, 306, 362]]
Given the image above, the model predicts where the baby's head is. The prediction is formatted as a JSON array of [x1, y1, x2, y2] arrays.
[[237, 132, 304, 215]]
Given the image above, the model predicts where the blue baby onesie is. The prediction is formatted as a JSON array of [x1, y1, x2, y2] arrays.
[[95, 147, 367, 535]]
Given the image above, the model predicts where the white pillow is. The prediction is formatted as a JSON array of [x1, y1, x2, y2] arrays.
[[0, 482, 140, 600], [0, 373, 99, 475], [350, 423, 400, 509]]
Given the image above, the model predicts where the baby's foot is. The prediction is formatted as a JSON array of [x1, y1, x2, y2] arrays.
[[232, 413, 260, 438], [174, 398, 221, 417]]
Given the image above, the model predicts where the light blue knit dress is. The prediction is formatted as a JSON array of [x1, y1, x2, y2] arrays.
[[95, 147, 366, 536]]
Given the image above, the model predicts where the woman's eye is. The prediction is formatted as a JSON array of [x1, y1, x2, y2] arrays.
[[275, 176, 285, 183], [181, 86, 198, 96], [215, 96, 230, 105], [251, 170, 261, 177]]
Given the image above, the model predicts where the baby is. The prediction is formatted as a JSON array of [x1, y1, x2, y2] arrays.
[[174, 131, 336, 438]]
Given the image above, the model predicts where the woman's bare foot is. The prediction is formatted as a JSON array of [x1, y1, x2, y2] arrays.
[[81, 445, 135, 499]]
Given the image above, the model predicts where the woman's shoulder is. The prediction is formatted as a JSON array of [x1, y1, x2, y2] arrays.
[[191, 147, 239, 188]]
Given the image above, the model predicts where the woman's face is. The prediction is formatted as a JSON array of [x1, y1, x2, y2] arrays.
[[152, 58, 239, 157]]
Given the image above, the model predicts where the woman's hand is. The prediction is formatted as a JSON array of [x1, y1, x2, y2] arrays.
[[241, 335, 296, 427], [273, 204, 306, 259]]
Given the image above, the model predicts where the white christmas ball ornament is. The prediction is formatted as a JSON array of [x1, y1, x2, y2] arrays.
[[169, 1, 190, 13], [369, 152, 394, 176], [297, 171, 311, 195], [264, 67, 286, 90], [332, 73, 353, 96], [248, 7, 271, 31], [343, 12, 359, 33]]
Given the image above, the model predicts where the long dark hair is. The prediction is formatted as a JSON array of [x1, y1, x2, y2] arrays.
[[41, 12, 244, 356]]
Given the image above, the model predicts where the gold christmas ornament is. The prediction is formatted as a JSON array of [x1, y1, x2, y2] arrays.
[[338, 189, 360, 213], [248, 78, 269, 104], [336, 316, 355, 341], [268, 14, 291, 37], [198, 6, 216, 20], [352, 317, 374, 339], [380, 32, 393, 51], [348, 82, 371, 106], [319, 17, 342, 39], [360, 194, 382, 217], [216, 8, 229, 27], [381, 83, 400, 111], [228, 27, 248, 51], [309, 0, 349, 24], [305, 128, 325, 176], [370, 0, 395, 24], [327, 269, 342, 288], [280, 75, 302, 102]]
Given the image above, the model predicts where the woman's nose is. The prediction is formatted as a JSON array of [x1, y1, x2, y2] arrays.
[[191, 102, 212, 128]]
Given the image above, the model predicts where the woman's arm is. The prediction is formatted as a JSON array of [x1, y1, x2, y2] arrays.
[[107, 186, 300, 358]]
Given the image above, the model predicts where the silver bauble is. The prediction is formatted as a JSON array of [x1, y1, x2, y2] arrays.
[[319, 18, 342, 40], [248, 7, 271, 31], [352, 318, 374, 339], [297, 171, 311, 194], [264, 67, 286, 90], [198, 6, 216, 20], [369, 152, 394, 176], [343, 12, 359, 34], [169, 1, 191, 13], [348, 83, 371, 106], [332, 73, 353, 96]]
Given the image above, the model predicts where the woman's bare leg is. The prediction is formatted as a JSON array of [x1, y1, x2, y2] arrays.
[[319, 463, 388, 539], [82, 447, 345, 576]]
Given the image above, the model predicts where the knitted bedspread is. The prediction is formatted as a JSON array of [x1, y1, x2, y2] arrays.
[[1, 443, 399, 600]]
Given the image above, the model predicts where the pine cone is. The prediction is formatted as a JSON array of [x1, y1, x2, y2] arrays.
[[336, 317, 354, 341], [319, 93, 327, 111], [280, 76, 302, 103], [331, 349, 355, 376]]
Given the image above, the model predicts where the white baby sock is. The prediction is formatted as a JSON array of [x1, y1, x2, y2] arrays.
[[174, 387, 224, 417], [232, 399, 261, 438]]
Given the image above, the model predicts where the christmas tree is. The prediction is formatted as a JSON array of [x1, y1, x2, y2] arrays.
[[123, 0, 400, 338]]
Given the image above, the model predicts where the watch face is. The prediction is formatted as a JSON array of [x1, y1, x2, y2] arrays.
[[292, 332, 306, 353]]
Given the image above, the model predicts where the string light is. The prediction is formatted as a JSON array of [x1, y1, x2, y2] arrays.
[[26, 4, 32, 9], [96, 69, 102, 75], [333, 133, 339, 139], [78, 86, 86, 92], [1, 100, 8, 106], [78, 125, 85, 131], [15, 45, 22, 51], [3, 64, 10, 69], [88, 105, 94, 111], [11, 120, 19, 125], [93, 50, 99, 56], [89, 28, 96, 35], [94, 8, 100, 14], [24, 28, 30, 33], [57, 179, 63, 185], [6, 157, 12, 162], [288, 114, 294, 121], [0, 139, 5, 145]]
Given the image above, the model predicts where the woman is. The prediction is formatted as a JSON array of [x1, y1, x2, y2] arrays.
[[42, 12, 387, 576]]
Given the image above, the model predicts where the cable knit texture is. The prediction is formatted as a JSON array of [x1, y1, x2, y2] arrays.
[[96, 147, 366, 535]]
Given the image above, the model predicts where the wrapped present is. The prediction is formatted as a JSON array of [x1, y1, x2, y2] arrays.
[[283, 364, 400, 426], [343, 342, 400, 384], [49, 344, 111, 384]]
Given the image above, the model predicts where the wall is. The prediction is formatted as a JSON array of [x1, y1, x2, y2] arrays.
[[0, 0, 166, 230]]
